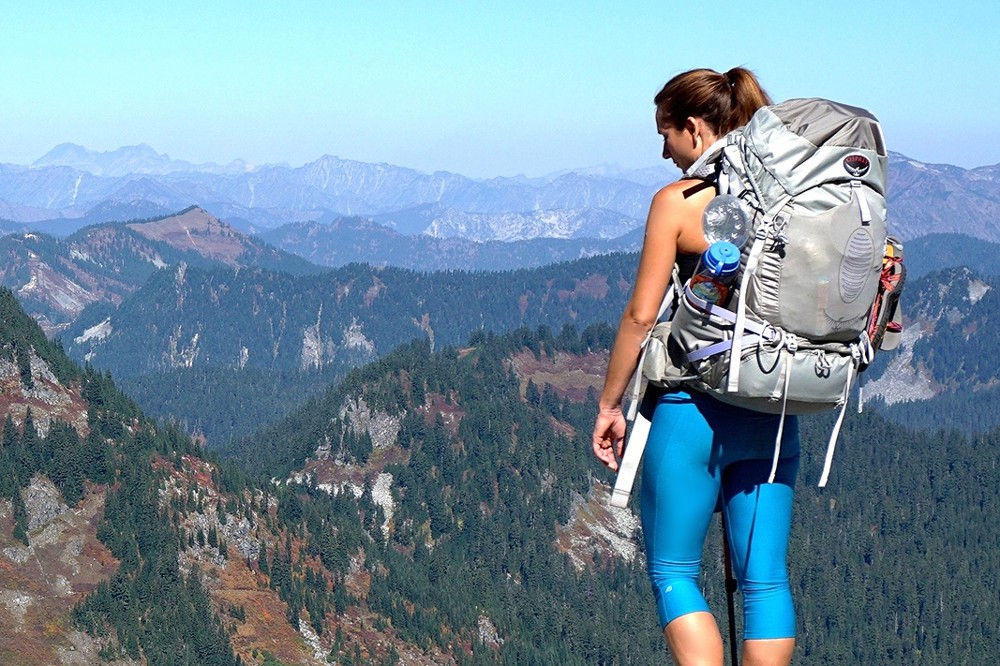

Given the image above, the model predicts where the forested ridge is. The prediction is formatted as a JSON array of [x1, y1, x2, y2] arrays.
[[0, 209, 318, 333], [61, 248, 1000, 453], [62, 252, 638, 445], [870, 266, 1000, 432], [0, 286, 242, 664], [65, 253, 639, 379]]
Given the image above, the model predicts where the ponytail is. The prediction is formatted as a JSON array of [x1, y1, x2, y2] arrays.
[[724, 67, 771, 130], [654, 67, 772, 135]]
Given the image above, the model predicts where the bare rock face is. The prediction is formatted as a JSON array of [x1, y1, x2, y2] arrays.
[[555, 483, 640, 572], [300, 302, 338, 371], [0, 352, 89, 438], [24, 476, 71, 531], [339, 396, 400, 451], [477, 614, 504, 648], [0, 477, 119, 662]]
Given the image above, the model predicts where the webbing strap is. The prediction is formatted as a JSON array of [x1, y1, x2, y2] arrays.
[[610, 404, 650, 508], [857, 373, 865, 414], [612, 270, 681, 508], [685, 334, 760, 363], [726, 221, 770, 392], [682, 285, 774, 364], [851, 180, 872, 223], [818, 363, 855, 487], [767, 361, 793, 484]]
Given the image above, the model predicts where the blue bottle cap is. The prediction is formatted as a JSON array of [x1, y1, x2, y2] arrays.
[[701, 241, 741, 276]]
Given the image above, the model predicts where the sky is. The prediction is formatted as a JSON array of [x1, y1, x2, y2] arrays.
[[1, 1, 996, 178]]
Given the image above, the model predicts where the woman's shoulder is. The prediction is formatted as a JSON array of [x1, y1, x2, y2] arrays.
[[648, 177, 715, 252], [652, 177, 716, 209]]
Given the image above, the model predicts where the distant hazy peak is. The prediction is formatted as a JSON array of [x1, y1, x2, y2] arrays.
[[31, 143, 248, 177]]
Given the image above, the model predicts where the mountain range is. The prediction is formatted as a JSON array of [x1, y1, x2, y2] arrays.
[[3, 144, 1000, 451], [0, 144, 660, 241], [3, 145, 1000, 247]]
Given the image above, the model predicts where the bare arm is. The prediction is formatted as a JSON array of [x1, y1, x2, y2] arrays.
[[592, 179, 711, 470]]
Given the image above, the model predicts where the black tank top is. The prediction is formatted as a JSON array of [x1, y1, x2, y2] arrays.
[[677, 251, 700, 284]]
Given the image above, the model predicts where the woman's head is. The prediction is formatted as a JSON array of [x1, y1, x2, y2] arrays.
[[655, 67, 771, 135], [654, 67, 771, 170]]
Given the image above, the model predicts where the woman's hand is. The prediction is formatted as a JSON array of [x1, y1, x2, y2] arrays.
[[592, 405, 627, 471]]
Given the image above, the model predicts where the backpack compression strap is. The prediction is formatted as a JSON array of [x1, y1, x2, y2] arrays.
[[610, 399, 651, 508]]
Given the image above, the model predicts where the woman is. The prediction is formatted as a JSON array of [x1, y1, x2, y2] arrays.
[[592, 68, 800, 666]]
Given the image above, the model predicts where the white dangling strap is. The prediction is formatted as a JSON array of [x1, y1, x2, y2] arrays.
[[767, 355, 793, 484], [818, 363, 856, 487], [857, 372, 865, 414]]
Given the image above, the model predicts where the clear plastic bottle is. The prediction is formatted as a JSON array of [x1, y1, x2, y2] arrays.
[[702, 194, 751, 248], [689, 241, 741, 306]]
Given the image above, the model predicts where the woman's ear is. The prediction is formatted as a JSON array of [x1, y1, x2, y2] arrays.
[[684, 117, 702, 147], [686, 116, 718, 147]]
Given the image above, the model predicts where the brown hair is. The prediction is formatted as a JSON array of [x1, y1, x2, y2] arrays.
[[654, 67, 772, 135]]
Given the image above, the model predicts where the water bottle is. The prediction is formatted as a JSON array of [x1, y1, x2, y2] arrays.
[[702, 194, 750, 248], [689, 241, 741, 306]]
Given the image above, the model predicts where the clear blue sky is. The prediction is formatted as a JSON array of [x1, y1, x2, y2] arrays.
[[1, 1, 995, 177]]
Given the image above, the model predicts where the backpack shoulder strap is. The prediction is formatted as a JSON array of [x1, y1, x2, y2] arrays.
[[684, 137, 728, 180]]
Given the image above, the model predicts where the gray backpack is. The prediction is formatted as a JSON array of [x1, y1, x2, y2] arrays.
[[611, 99, 903, 508]]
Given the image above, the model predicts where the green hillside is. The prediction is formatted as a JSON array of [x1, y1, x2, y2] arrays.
[[0, 287, 242, 664], [5, 277, 999, 663]]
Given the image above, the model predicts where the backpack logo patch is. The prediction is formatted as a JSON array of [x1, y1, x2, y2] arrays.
[[843, 154, 871, 177]]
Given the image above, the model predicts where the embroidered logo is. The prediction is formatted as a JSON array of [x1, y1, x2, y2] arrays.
[[843, 154, 871, 177]]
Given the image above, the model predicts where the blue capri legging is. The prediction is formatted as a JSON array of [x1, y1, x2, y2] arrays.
[[639, 389, 800, 640]]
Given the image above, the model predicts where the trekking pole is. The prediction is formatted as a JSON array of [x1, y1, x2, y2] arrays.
[[721, 515, 739, 666]]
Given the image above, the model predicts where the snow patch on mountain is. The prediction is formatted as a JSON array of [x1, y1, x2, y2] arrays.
[[73, 318, 112, 345], [423, 208, 639, 241]]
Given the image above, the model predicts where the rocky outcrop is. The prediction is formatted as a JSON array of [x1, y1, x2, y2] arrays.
[[0, 352, 88, 438], [555, 483, 640, 571], [0, 477, 119, 662]]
